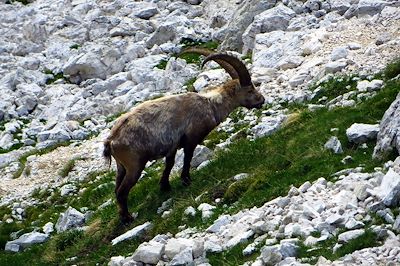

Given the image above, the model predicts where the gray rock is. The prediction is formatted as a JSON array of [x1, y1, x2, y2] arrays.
[[133, 4, 158, 19], [173, 145, 212, 171], [377, 168, 400, 207], [279, 242, 298, 258], [393, 215, 400, 232], [146, 24, 176, 49], [357, 80, 384, 92], [60, 184, 77, 196], [261, 245, 283, 266], [5, 232, 49, 252], [338, 229, 365, 243], [111, 222, 152, 246], [165, 238, 203, 260], [326, 213, 345, 225], [184, 206, 196, 217], [206, 215, 231, 233], [242, 4, 296, 53], [55, 207, 85, 233], [324, 136, 343, 154], [218, 0, 277, 52], [325, 61, 347, 74], [373, 92, 400, 158], [169, 247, 193, 266], [331, 47, 349, 61], [250, 115, 286, 139], [345, 218, 365, 230], [346, 123, 379, 144], [357, 0, 389, 16], [132, 241, 164, 264]]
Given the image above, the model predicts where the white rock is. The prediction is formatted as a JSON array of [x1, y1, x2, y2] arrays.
[[111, 222, 152, 246], [261, 245, 283, 265], [198, 203, 216, 220], [325, 61, 347, 74], [184, 206, 196, 217], [225, 230, 254, 249], [324, 136, 343, 154], [42, 222, 54, 235], [206, 215, 231, 233], [60, 184, 77, 196], [131, 241, 164, 264], [338, 229, 365, 243], [331, 47, 349, 61], [233, 173, 249, 181], [55, 207, 85, 233], [250, 115, 286, 139], [377, 168, 400, 207], [346, 123, 379, 144], [165, 238, 203, 259], [5, 232, 49, 252], [357, 80, 384, 92]]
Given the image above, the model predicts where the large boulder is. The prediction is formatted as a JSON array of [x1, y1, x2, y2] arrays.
[[55, 207, 86, 233], [346, 123, 379, 144], [373, 92, 400, 158], [242, 4, 296, 53], [217, 0, 277, 52], [5, 232, 49, 252]]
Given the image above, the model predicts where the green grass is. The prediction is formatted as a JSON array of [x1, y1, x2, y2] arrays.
[[311, 75, 358, 104], [58, 157, 82, 178], [0, 62, 398, 265], [298, 229, 380, 263], [44, 70, 70, 85], [384, 57, 400, 80], [69, 44, 80, 50]]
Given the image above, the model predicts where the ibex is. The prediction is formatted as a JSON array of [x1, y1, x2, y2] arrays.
[[103, 52, 265, 224]]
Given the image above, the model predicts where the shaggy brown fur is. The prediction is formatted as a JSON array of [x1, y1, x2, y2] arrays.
[[104, 54, 265, 224]]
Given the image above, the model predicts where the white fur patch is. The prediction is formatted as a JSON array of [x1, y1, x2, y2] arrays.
[[203, 90, 223, 104]]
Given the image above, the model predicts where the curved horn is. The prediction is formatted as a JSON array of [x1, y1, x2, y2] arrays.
[[201, 53, 251, 87], [180, 48, 239, 80]]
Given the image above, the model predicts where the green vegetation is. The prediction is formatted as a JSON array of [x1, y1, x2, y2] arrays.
[[180, 38, 219, 50], [58, 157, 82, 178], [0, 60, 399, 265], [69, 44, 80, 50], [44, 70, 70, 85], [311, 75, 358, 104], [155, 59, 168, 70], [298, 229, 380, 263], [5, 0, 30, 4], [384, 57, 400, 80], [184, 77, 197, 92]]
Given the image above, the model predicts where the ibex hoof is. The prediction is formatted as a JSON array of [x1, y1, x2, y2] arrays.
[[120, 214, 134, 225]]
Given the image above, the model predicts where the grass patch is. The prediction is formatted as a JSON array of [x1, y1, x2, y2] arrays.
[[44, 70, 70, 85], [384, 57, 400, 80], [58, 157, 82, 178], [184, 77, 197, 92], [155, 59, 168, 70], [298, 229, 380, 263], [311, 75, 357, 104], [69, 44, 80, 50]]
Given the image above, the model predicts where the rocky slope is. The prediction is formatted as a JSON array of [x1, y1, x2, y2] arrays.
[[0, 0, 400, 265]]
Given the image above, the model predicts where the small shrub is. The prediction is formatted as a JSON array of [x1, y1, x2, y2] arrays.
[[54, 230, 84, 251], [155, 59, 168, 70], [70, 44, 80, 50], [384, 58, 400, 80]]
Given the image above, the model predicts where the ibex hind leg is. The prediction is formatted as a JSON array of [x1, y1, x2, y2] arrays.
[[115, 162, 126, 194], [181, 144, 196, 186], [116, 160, 146, 225], [160, 149, 177, 192]]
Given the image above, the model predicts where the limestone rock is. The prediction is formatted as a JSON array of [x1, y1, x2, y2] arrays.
[[55, 207, 85, 233], [346, 123, 379, 144], [5, 232, 49, 252], [111, 222, 152, 246], [324, 136, 343, 154]]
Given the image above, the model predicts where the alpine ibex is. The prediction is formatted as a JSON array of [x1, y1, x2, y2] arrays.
[[103, 52, 265, 223]]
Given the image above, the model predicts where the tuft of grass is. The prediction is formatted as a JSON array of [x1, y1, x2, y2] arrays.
[[180, 38, 219, 50], [69, 44, 80, 50], [384, 57, 400, 80], [311, 75, 357, 104], [44, 70, 70, 85], [105, 111, 126, 123], [155, 59, 168, 70], [58, 157, 82, 178], [298, 229, 380, 263]]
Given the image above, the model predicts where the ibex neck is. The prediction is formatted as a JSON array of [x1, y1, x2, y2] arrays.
[[204, 84, 240, 124]]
